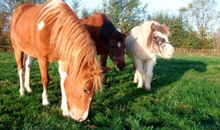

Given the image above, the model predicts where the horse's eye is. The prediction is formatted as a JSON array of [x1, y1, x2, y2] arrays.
[[153, 36, 158, 40], [161, 38, 165, 43], [83, 87, 91, 94]]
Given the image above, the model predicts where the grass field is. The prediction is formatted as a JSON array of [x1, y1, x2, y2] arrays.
[[0, 52, 220, 129]]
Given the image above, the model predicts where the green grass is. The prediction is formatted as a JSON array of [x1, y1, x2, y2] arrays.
[[0, 52, 220, 129]]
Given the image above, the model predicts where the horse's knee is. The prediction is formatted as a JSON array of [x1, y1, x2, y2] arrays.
[[144, 71, 153, 90], [41, 77, 49, 87]]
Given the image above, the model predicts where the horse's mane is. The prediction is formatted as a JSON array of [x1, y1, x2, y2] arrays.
[[140, 21, 170, 47], [98, 13, 124, 42], [38, 0, 101, 89]]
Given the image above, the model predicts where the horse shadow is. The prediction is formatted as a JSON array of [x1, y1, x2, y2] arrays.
[[98, 58, 207, 109], [151, 58, 207, 92]]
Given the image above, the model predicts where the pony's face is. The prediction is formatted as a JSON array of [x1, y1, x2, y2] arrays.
[[108, 33, 126, 71], [64, 72, 98, 122], [151, 23, 174, 59]]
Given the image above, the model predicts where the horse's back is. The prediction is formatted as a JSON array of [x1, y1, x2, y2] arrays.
[[81, 13, 105, 26], [10, 3, 49, 57], [11, 3, 39, 30], [80, 13, 105, 39]]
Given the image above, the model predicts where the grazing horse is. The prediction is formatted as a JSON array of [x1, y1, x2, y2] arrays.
[[80, 13, 126, 83], [126, 21, 174, 90], [10, 0, 102, 122]]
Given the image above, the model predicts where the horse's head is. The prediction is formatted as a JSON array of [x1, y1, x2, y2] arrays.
[[149, 23, 174, 59], [108, 32, 126, 71], [100, 19, 126, 71], [64, 67, 101, 122]]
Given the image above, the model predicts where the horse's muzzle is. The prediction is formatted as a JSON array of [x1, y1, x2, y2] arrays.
[[115, 63, 125, 71]]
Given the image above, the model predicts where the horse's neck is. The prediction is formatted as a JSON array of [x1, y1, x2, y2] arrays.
[[133, 23, 156, 59], [136, 23, 151, 46]]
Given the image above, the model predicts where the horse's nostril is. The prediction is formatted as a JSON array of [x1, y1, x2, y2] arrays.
[[70, 111, 74, 118], [78, 118, 84, 122]]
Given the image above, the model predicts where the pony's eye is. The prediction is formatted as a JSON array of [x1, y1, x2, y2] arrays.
[[83, 87, 91, 94], [161, 38, 165, 43], [154, 36, 158, 40]]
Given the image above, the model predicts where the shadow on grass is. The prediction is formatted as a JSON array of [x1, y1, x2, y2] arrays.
[[90, 58, 208, 128], [101, 58, 207, 107], [152, 58, 207, 92]]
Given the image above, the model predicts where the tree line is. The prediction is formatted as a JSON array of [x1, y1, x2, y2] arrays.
[[0, 0, 220, 49]]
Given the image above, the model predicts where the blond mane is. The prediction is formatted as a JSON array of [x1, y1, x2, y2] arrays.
[[38, 0, 101, 89]]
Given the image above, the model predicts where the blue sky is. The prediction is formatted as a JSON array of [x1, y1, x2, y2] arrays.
[[66, 0, 220, 30], [66, 0, 220, 14]]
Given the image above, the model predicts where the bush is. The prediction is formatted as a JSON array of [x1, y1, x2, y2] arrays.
[[0, 32, 10, 46]]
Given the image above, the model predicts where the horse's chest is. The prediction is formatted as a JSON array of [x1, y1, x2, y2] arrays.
[[135, 44, 154, 60]]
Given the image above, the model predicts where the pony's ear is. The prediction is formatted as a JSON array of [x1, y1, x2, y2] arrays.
[[151, 23, 157, 31]]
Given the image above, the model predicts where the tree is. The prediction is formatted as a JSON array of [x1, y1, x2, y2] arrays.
[[0, 0, 46, 46], [65, 0, 80, 13], [16, 0, 46, 5], [179, 0, 220, 41], [0, 0, 16, 32], [215, 27, 220, 50], [104, 0, 147, 32], [81, 8, 91, 18]]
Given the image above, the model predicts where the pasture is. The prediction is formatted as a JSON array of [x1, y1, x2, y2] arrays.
[[0, 52, 220, 129]]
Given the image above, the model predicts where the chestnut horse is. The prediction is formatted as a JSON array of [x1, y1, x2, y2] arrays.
[[10, 0, 101, 122], [126, 21, 174, 90], [80, 13, 126, 83]]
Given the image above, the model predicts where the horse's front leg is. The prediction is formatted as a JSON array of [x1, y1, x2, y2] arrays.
[[100, 53, 108, 85], [38, 57, 50, 105], [144, 58, 156, 90], [58, 60, 69, 116], [134, 58, 144, 88]]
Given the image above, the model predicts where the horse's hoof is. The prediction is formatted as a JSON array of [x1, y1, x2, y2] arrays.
[[137, 86, 143, 88], [103, 84, 109, 89], [42, 100, 50, 106], [25, 87, 32, 93], [20, 93, 25, 96], [145, 86, 151, 91], [133, 80, 138, 83], [62, 111, 70, 117]]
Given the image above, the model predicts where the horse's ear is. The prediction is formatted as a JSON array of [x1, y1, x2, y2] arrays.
[[121, 33, 128, 40], [123, 32, 128, 37], [151, 23, 157, 31]]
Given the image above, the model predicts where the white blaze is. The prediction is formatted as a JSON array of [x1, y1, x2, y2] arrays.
[[118, 42, 121, 48]]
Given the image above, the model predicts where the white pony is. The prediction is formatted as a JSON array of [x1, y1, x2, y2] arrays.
[[126, 21, 174, 90]]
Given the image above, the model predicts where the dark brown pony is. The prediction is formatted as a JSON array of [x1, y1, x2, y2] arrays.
[[10, 0, 101, 122], [80, 13, 126, 73]]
